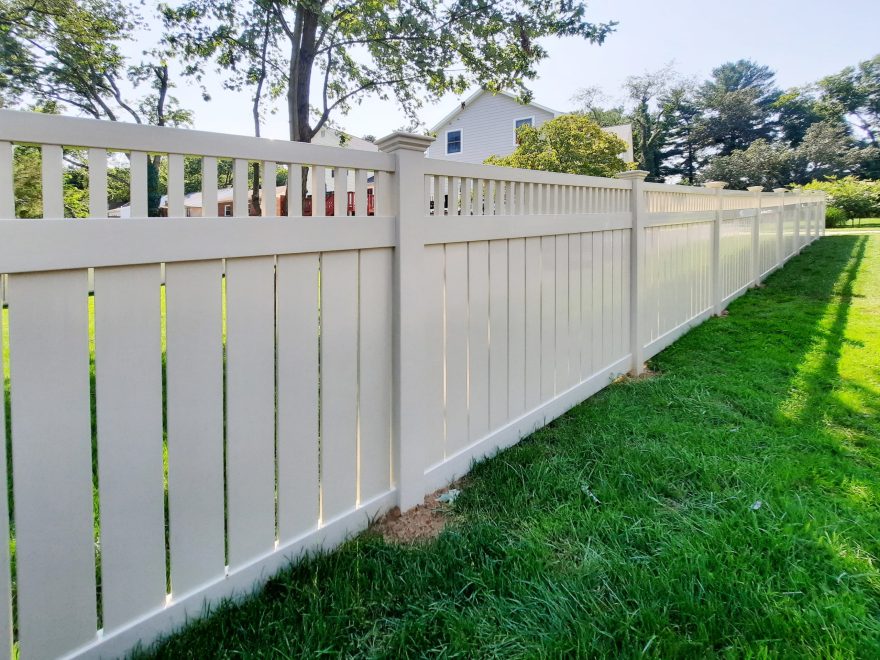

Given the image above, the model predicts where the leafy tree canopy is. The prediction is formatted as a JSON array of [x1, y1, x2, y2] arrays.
[[161, 0, 616, 143], [485, 114, 630, 177]]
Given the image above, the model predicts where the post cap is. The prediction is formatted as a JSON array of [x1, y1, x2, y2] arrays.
[[746, 186, 764, 193], [376, 131, 435, 153], [703, 181, 728, 189], [773, 187, 788, 193], [614, 170, 649, 181]]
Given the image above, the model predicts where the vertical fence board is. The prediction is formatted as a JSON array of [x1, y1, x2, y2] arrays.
[[524, 237, 542, 410], [0, 285, 12, 657], [233, 158, 249, 217], [358, 248, 393, 501], [445, 243, 469, 455], [613, 230, 625, 358], [167, 154, 185, 217], [130, 151, 148, 217], [8, 270, 96, 658], [568, 234, 582, 383], [621, 230, 631, 355], [320, 250, 359, 520], [507, 238, 526, 419], [41, 144, 64, 218], [263, 162, 277, 216], [202, 156, 218, 218], [287, 164, 303, 217], [334, 167, 347, 217], [423, 245, 445, 467], [554, 234, 569, 391], [0, 141, 13, 218], [165, 260, 225, 596], [88, 148, 108, 218], [580, 233, 594, 377], [277, 253, 319, 542], [94, 264, 166, 632], [226, 256, 276, 568], [489, 240, 509, 430], [591, 234, 604, 370], [468, 241, 490, 441], [355, 169, 368, 217], [602, 231, 614, 358], [540, 236, 556, 401], [312, 166, 326, 217]]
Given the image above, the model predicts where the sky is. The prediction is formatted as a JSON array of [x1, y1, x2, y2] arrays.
[[124, 0, 880, 141]]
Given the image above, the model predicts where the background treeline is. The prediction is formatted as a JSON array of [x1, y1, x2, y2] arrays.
[[575, 56, 880, 191]]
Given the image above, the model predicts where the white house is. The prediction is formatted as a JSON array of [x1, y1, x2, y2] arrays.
[[426, 89, 634, 164]]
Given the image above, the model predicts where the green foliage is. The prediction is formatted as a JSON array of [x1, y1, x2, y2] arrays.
[[484, 114, 629, 177], [162, 0, 616, 143], [698, 139, 794, 190], [804, 176, 880, 222], [697, 60, 780, 156], [570, 86, 630, 127], [622, 64, 682, 180], [823, 205, 847, 228], [0, 0, 190, 126], [700, 121, 877, 190]]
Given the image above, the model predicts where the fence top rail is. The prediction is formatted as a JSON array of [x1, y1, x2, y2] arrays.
[[422, 158, 633, 189], [0, 109, 396, 172]]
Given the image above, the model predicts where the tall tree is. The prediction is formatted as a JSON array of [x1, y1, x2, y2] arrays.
[[570, 86, 629, 127], [773, 87, 825, 146], [1, 0, 192, 214], [697, 60, 780, 156], [659, 84, 703, 184], [819, 54, 880, 148], [162, 0, 285, 213], [162, 0, 616, 144], [622, 64, 681, 180]]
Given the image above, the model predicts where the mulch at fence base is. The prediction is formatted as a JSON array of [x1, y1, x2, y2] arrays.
[[371, 482, 463, 544]]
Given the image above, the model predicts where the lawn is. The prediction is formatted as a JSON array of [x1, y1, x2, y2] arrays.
[[827, 218, 880, 231], [135, 234, 879, 658]]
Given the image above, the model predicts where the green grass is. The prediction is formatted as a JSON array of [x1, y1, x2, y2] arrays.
[[827, 218, 880, 230], [135, 235, 880, 658]]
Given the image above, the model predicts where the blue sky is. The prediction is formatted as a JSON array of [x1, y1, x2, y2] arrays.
[[132, 0, 880, 141]]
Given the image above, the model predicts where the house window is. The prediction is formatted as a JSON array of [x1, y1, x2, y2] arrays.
[[514, 117, 534, 144], [446, 129, 462, 155], [224, 204, 232, 216]]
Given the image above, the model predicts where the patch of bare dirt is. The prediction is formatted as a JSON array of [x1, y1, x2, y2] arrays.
[[371, 482, 463, 544]]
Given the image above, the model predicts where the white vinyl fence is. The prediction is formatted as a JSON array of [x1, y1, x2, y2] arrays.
[[0, 110, 823, 659]]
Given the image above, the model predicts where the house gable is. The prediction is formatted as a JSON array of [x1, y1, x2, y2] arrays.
[[426, 90, 557, 164]]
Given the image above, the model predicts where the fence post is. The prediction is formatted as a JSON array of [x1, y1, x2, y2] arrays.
[[704, 181, 727, 315], [376, 131, 435, 511], [616, 170, 649, 376], [773, 188, 787, 266], [792, 187, 803, 253], [747, 186, 764, 286]]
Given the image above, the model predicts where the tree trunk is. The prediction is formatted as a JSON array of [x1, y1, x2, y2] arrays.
[[285, 7, 320, 208]]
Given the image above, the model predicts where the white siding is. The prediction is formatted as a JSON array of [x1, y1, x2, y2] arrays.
[[426, 92, 556, 164], [604, 124, 634, 162]]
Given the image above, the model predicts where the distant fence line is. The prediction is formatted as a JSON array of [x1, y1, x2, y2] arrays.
[[0, 110, 823, 659]]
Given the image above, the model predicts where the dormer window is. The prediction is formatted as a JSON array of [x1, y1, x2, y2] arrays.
[[446, 129, 462, 155], [514, 117, 534, 144]]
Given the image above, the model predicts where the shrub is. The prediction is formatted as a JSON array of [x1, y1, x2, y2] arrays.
[[804, 177, 880, 221], [484, 114, 630, 177], [824, 206, 847, 228]]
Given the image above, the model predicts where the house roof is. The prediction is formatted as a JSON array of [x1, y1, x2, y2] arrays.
[[430, 89, 562, 133]]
